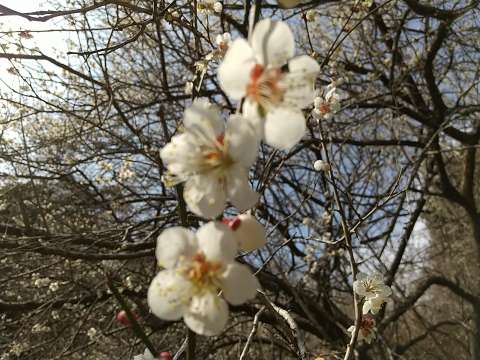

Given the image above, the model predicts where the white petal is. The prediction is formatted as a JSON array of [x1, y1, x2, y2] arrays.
[[356, 272, 368, 280], [364, 295, 387, 314], [353, 281, 367, 298], [220, 263, 260, 305], [381, 286, 393, 298], [242, 100, 265, 138], [226, 165, 259, 212], [196, 221, 238, 263], [143, 349, 155, 360], [218, 39, 256, 100], [160, 133, 199, 174], [147, 270, 193, 321], [183, 174, 227, 218], [371, 272, 385, 283], [362, 301, 372, 315], [184, 291, 229, 336], [264, 107, 306, 150], [233, 214, 266, 251], [156, 227, 197, 269], [282, 55, 319, 109], [225, 114, 260, 167], [184, 99, 224, 138], [251, 19, 295, 67]]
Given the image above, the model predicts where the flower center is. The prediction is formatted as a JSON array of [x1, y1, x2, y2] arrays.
[[201, 133, 233, 171], [362, 279, 379, 294], [183, 252, 222, 290], [218, 41, 229, 53], [318, 102, 330, 114], [246, 64, 285, 112]]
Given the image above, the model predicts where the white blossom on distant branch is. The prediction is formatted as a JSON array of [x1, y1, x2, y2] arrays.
[[353, 272, 392, 314]]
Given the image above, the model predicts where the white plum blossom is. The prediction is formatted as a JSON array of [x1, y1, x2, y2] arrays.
[[197, 0, 220, 14], [305, 9, 317, 22], [87, 327, 97, 339], [216, 33, 231, 55], [206, 33, 232, 62], [218, 19, 319, 150], [353, 272, 392, 314], [48, 282, 59, 292], [314, 83, 341, 119], [222, 213, 266, 251], [348, 314, 376, 344], [160, 99, 260, 218], [148, 222, 260, 336], [354, 0, 374, 11]]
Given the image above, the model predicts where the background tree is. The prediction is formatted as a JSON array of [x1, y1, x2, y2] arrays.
[[0, 1, 479, 360]]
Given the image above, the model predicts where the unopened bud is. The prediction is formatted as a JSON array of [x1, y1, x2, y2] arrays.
[[213, 2, 223, 13], [158, 351, 173, 360], [116, 310, 139, 326], [314, 160, 330, 172], [302, 217, 312, 225]]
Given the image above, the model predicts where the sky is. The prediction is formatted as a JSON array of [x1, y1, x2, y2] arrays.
[[0, 0, 68, 73]]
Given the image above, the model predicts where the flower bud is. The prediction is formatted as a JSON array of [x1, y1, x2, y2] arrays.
[[184, 81, 194, 95], [158, 351, 173, 360], [313, 160, 330, 172], [213, 2, 223, 13], [116, 309, 139, 326]]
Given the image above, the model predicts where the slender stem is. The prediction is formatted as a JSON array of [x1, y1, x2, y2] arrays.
[[106, 276, 158, 357], [186, 328, 197, 360], [316, 121, 361, 360]]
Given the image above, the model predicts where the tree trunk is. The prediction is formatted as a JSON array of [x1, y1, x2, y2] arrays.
[[470, 215, 480, 360]]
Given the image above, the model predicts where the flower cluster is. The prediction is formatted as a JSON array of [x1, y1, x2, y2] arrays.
[[163, 19, 319, 218], [150, 18, 319, 338], [347, 273, 391, 344]]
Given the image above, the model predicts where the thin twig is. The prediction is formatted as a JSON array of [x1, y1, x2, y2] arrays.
[[239, 306, 266, 360]]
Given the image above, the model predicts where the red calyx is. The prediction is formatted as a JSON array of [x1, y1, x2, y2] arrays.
[[116, 310, 139, 326], [221, 216, 242, 231], [158, 351, 172, 360]]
